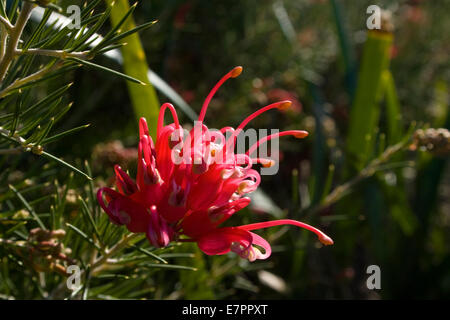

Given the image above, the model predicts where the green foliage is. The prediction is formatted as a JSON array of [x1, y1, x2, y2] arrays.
[[0, 0, 155, 177], [0, 0, 184, 300], [346, 30, 393, 168]]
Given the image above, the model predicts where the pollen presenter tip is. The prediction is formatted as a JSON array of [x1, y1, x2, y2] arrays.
[[294, 131, 309, 138], [277, 101, 292, 111], [319, 235, 334, 246], [231, 66, 243, 78], [262, 160, 275, 168]]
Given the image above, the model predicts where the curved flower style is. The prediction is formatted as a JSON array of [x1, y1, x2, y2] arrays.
[[97, 67, 333, 261]]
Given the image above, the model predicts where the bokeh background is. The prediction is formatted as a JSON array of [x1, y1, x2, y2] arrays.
[[1, 0, 449, 299]]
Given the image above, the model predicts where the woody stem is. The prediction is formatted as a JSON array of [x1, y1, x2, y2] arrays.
[[0, 1, 35, 83]]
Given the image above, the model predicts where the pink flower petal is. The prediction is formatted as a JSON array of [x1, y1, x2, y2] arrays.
[[197, 227, 252, 256]]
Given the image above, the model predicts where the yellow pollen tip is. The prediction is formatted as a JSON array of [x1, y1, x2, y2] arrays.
[[319, 235, 334, 246], [231, 66, 243, 78], [294, 131, 309, 139], [262, 160, 275, 168], [277, 101, 292, 110]]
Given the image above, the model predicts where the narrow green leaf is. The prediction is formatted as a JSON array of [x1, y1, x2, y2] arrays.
[[23, 8, 52, 51], [21, 83, 72, 119], [53, 102, 73, 123], [92, 2, 137, 52], [10, 92, 23, 135], [96, 274, 130, 280], [41, 151, 92, 180], [70, 6, 111, 52], [84, 160, 97, 216], [68, 57, 145, 85], [54, 172, 73, 230], [132, 245, 168, 264], [140, 263, 198, 271], [81, 0, 103, 20], [19, 98, 61, 137], [41, 124, 90, 145], [5, 221, 27, 236], [102, 20, 158, 49], [8, 0, 19, 22], [79, 196, 102, 242], [66, 223, 101, 250], [8, 184, 46, 230], [94, 42, 127, 56], [34, 117, 55, 145], [0, 0, 7, 18], [346, 30, 393, 168], [159, 253, 196, 258]]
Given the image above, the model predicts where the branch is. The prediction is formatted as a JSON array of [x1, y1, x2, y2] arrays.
[[16, 48, 91, 60], [0, 126, 26, 145], [0, 61, 63, 99], [0, 2, 35, 82], [0, 126, 31, 157], [0, 15, 13, 31], [0, 25, 7, 61]]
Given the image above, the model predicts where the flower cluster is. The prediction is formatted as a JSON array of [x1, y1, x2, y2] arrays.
[[97, 67, 333, 261]]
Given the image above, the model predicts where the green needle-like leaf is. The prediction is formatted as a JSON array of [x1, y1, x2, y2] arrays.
[[346, 30, 393, 168], [42, 124, 90, 145], [41, 151, 92, 180], [140, 263, 198, 271], [66, 223, 101, 251], [79, 196, 102, 243], [67, 57, 146, 85], [132, 245, 168, 264], [9, 184, 46, 230]]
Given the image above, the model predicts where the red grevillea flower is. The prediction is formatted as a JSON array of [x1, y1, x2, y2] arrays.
[[97, 66, 333, 261]]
